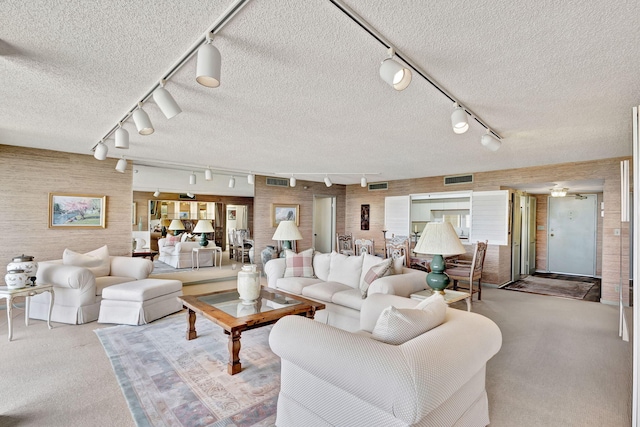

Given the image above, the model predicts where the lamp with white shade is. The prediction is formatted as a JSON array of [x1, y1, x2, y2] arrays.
[[272, 220, 302, 253], [193, 220, 214, 247], [413, 222, 466, 294], [168, 219, 185, 236]]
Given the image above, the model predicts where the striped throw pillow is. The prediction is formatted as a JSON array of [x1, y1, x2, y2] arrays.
[[359, 257, 393, 298]]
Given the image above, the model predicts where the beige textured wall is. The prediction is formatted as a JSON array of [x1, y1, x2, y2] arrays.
[[0, 145, 133, 263]]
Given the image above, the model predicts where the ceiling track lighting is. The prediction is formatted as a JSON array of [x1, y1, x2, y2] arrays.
[[93, 140, 108, 160], [153, 80, 182, 119], [115, 156, 127, 173], [132, 102, 154, 135], [324, 176, 333, 187], [379, 47, 411, 91], [229, 176, 236, 188], [196, 33, 221, 88], [290, 175, 297, 187], [451, 103, 469, 134], [153, 189, 160, 197], [361, 175, 367, 187], [114, 123, 129, 149], [247, 173, 255, 185], [186, 192, 194, 198], [205, 168, 213, 181], [189, 172, 196, 185], [480, 129, 501, 151]]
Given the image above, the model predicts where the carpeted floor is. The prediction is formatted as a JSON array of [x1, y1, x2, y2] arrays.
[[150, 260, 239, 285], [95, 313, 279, 427], [503, 275, 597, 300]]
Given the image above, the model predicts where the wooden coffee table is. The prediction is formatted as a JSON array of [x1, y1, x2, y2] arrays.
[[179, 287, 325, 375], [131, 250, 159, 261]]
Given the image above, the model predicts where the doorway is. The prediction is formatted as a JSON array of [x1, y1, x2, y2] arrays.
[[547, 195, 597, 276], [313, 195, 336, 253]]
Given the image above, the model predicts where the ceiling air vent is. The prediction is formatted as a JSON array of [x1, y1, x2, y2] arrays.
[[266, 177, 290, 187], [444, 174, 473, 185], [368, 182, 388, 191]]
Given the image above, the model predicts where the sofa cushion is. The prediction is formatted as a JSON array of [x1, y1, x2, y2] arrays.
[[359, 257, 393, 298], [95, 275, 136, 296], [63, 245, 110, 277], [312, 252, 332, 281], [371, 295, 446, 345], [284, 248, 315, 278], [102, 278, 183, 302], [164, 234, 181, 246], [331, 288, 365, 311], [277, 277, 323, 295], [302, 281, 352, 303], [327, 252, 364, 288]]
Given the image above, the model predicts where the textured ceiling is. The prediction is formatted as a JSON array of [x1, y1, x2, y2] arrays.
[[1, 0, 638, 195]]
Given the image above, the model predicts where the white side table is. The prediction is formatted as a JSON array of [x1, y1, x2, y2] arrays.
[[410, 288, 471, 311], [192, 247, 214, 270], [0, 284, 54, 341]]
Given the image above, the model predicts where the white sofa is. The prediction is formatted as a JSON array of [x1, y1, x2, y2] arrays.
[[157, 236, 214, 269], [270, 293, 503, 427], [264, 251, 427, 331], [32, 255, 154, 324]]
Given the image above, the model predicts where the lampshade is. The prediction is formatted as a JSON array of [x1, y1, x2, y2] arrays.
[[451, 104, 469, 134], [115, 157, 127, 173], [272, 220, 303, 241], [205, 168, 213, 181], [189, 172, 196, 185], [115, 126, 129, 149], [153, 86, 182, 119], [133, 105, 154, 135], [550, 187, 568, 197], [414, 222, 466, 256], [379, 58, 411, 91], [196, 41, 221, 88], [290, 176, 296, 187], [229, 176, 235, 188], [481, 130, 501, 151], [93, 141, 108, 160], [193, 220, 214, 233], [168, 219, 185, 231], [324, 176, 332, 187]]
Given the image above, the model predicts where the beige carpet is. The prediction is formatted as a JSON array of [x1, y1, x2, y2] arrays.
[[149, 265, 239, 285]]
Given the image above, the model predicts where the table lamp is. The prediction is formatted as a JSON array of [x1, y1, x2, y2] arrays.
[[193, 220, 214, 247], [272, 220, 302, 253], [413, 222, 466, 294], [168, 219, 185, 236]]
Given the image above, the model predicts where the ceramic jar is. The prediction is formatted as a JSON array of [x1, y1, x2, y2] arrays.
[[5, 269, 28, 289], [8, 254, 38, 286], [237, 264, 261, 304]]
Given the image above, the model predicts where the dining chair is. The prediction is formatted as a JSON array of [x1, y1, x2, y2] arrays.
[[235, 229, 253, 263], [336, 233, 355, 256], [446, 240, 488, 301], [354, 238, 375, 255], [385, 238, 410, 268]]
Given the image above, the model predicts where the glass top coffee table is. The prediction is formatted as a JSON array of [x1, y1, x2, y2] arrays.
[[179, 287, 325, 375]]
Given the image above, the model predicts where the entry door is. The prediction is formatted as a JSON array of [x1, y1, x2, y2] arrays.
[[547, 195, 597, 275], [313, 196, 335, 253]]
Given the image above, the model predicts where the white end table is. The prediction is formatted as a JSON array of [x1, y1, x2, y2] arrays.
[[0, 283, 54, 341], [410, 288, 471, 311], [192, 246, 223, 270]]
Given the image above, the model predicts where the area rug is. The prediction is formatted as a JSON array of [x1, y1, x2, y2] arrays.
[[504, 276, 595, 300], [95, 313, 279, 427]]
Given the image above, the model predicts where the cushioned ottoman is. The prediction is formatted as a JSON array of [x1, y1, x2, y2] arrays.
[[98, 278, 183, 325]]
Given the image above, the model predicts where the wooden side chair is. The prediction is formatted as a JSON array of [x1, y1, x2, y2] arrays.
[[336, 233, 355, 256], [385, 238, 410, 269], [354, 239, 375, 255], [446, 240, 488, 301]]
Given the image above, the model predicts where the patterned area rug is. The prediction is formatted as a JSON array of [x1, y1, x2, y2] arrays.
[[504, 276, 595, 300], [95, 313, 278, 427]]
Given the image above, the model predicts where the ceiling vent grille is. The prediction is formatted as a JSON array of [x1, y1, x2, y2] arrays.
[[266, 177, 290, 187], [368, 182, 388, 191], [444, 174, 473, 185]]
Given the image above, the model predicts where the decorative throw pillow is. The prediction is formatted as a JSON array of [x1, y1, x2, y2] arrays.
[[359, 257, 393, 298], [371, 295, 446, 345], [283, 248, 315, 278], [164, 234, 181, 246], [62, 245, 110, 277]]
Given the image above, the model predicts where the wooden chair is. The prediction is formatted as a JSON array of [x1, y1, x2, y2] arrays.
[[354, 239, 375, 255], [446, 241, 488, 301], [235, 229, 253, 263], [227, 228, 238, 259], [336, 233, 355, 256], [385, 238, 410, 269]]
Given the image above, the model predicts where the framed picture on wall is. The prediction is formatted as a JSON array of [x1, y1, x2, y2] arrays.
[[272, 204, 299, 227], [361, 204, 370, 230], [49, 193, 107, 228], [228, 209, 237, 220]]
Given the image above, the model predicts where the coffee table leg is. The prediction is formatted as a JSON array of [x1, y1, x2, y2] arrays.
[[186, 308, 197, 340], [305, 308, 317, 320], [228, 330, 242, 375]]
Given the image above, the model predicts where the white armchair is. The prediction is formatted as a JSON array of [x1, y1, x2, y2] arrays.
[[157, 237, 214, 269]]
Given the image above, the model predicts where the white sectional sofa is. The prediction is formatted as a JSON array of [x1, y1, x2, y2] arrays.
[[270, 293, 503, 427], [157, 236, 214, 269], [264, 250, 428, 331]]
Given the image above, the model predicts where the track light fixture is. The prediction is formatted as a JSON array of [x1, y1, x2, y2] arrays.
[[290, 175, 296, 187], [379, 47, 411, 91], [115, 156, 127, 173], [480, 129, 501, 151], [153, 189, 160, 197], [196, 33, 221, 88], [361, 176, 367, 187], [153, 80, 182, 119], [451, 103, 469, 134], [186, 192, 194, 198], [189, 172, 196, 185], [324, 176, 332, 187], [132, 102, 154, 135], [114, 123, 129, 149], [247, 173, 255, 185], [94, 140, 108, 160], [205, 168, 213, 181], [229, 176, 236, 188]]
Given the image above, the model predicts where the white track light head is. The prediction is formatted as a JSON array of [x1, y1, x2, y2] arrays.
[[205, 168, 213, 181], [451, 103, 469, 134], [480, 130, 501, 151], [290, 176, 296, 187], [153, 189, 160, 197], [189, 172, 196, 185], [196, 36, 221, 88], [361, 176, 367, 187], [115, 126, 129, 149], [153, 85, 182, 119], [115, 157, 127, 173], [94, 141, 108, 160], [229, 176, 236, 188], [324, 176, 332, 187], [133, 104, 154, 135], [379, 48, 411, 91], [247, 174, 255, 185]]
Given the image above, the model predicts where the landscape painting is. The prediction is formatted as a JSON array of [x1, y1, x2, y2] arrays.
[[49, 193, 106, 228], [272, 204, 299, 227]]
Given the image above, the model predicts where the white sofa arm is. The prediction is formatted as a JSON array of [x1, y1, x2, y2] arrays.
[[264, 258, 286, 289], [110, 256, 153, 279], [367, 268, 427, 297], [360, 293, 421, 332], [36, 261, 96, 290]]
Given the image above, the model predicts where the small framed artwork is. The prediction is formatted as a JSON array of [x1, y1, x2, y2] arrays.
[[361, 204, 370, 230], [49, 193, 107, 228], [272, 204, 300, 227], [179, 212, 189, 219], [228, 209, 237, 221], [132, 202, 137, 225]]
